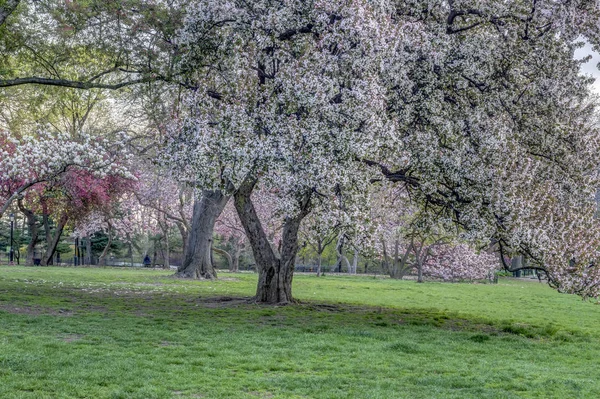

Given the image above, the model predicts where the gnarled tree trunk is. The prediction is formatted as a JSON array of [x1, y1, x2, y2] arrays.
[[234, 178, 311, 304], [177, 190, 229, 279]]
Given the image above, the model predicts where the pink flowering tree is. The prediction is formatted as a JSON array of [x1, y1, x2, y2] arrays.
[[0, 130, 132, 217], [68, 171, 138, 265], [422, 244, 499, 282], [0, 129, 134, 265]]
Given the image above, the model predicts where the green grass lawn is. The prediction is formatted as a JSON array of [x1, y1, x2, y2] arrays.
[[1, 266, 600, 398]]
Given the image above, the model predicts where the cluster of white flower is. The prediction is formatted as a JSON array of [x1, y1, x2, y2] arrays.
[[160, 0, 600, 296]]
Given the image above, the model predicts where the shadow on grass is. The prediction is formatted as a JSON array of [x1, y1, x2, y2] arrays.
[[0, 278, 589, 344]]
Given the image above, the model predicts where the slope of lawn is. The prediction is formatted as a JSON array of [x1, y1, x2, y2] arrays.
[[0, 265, 599, 398]]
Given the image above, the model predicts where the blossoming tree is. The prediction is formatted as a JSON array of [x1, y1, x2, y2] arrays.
[[164, 0, 600, 302]]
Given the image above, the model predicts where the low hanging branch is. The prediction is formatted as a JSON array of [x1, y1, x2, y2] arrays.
[[0, 75, 167, 90]]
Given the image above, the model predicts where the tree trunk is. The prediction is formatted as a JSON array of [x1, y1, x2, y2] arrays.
[[99, 225, 113, 266], [334, 236, 351, 273], [350, 249, 358, 274], [316, 252, 323, 277], [177, 190, 229, 279], [335, 235, 344, 272], [85, 235, 92, 265], [41, 213, 68, 266], [232, 241, 242, 272], [234, 177, 311, 304], [176, 222, 188, 256], [164, 231, 170, 269], [213, 247, 233, 270], [316, 241, 323, 277], [125, 233, 134, 267], [18, 199, 38, 266]]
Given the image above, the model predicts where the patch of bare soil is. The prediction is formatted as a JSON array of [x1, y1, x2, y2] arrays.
[[0, 304, 73, 316], [195, 296, 251, 308]]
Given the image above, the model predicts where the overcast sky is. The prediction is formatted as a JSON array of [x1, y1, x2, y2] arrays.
[[575, 42, 600, 93]]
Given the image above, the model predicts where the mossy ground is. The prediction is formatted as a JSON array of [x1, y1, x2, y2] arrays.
[[1, 266, 599, 398]]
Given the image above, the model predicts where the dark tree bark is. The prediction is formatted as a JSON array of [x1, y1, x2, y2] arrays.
[[17, 198, 39, 265], [335, 235, 350, 273], [234, 177, 311, 304], [41, 213, 68, 266], [177, 190, 229, 279]]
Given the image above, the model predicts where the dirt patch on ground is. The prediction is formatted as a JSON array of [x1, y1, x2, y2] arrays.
[[195, 296, 251, 308], [0, 304, 73, 316]]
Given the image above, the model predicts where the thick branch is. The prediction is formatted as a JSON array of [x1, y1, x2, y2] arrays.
[[362, 158, 420, 187], [0, 75, 168, 90], [212, 247, 233, 270], [233, 176, 278, 269]]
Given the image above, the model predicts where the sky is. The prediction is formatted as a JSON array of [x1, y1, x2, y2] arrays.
[[575, 42, 600, 94]]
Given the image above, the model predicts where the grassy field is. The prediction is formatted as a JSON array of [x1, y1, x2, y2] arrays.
[[1, 266, 600, 398]]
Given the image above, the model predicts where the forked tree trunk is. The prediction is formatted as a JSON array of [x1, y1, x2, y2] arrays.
[[41, 213, 68, 266], [18, 199, 38, 265], [234, 177, 311, 304], [335, 235, 351, 273], [177, 190, 229, 279]]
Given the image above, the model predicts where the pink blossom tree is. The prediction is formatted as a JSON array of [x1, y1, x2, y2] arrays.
[[422, 244, 499, 282]]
